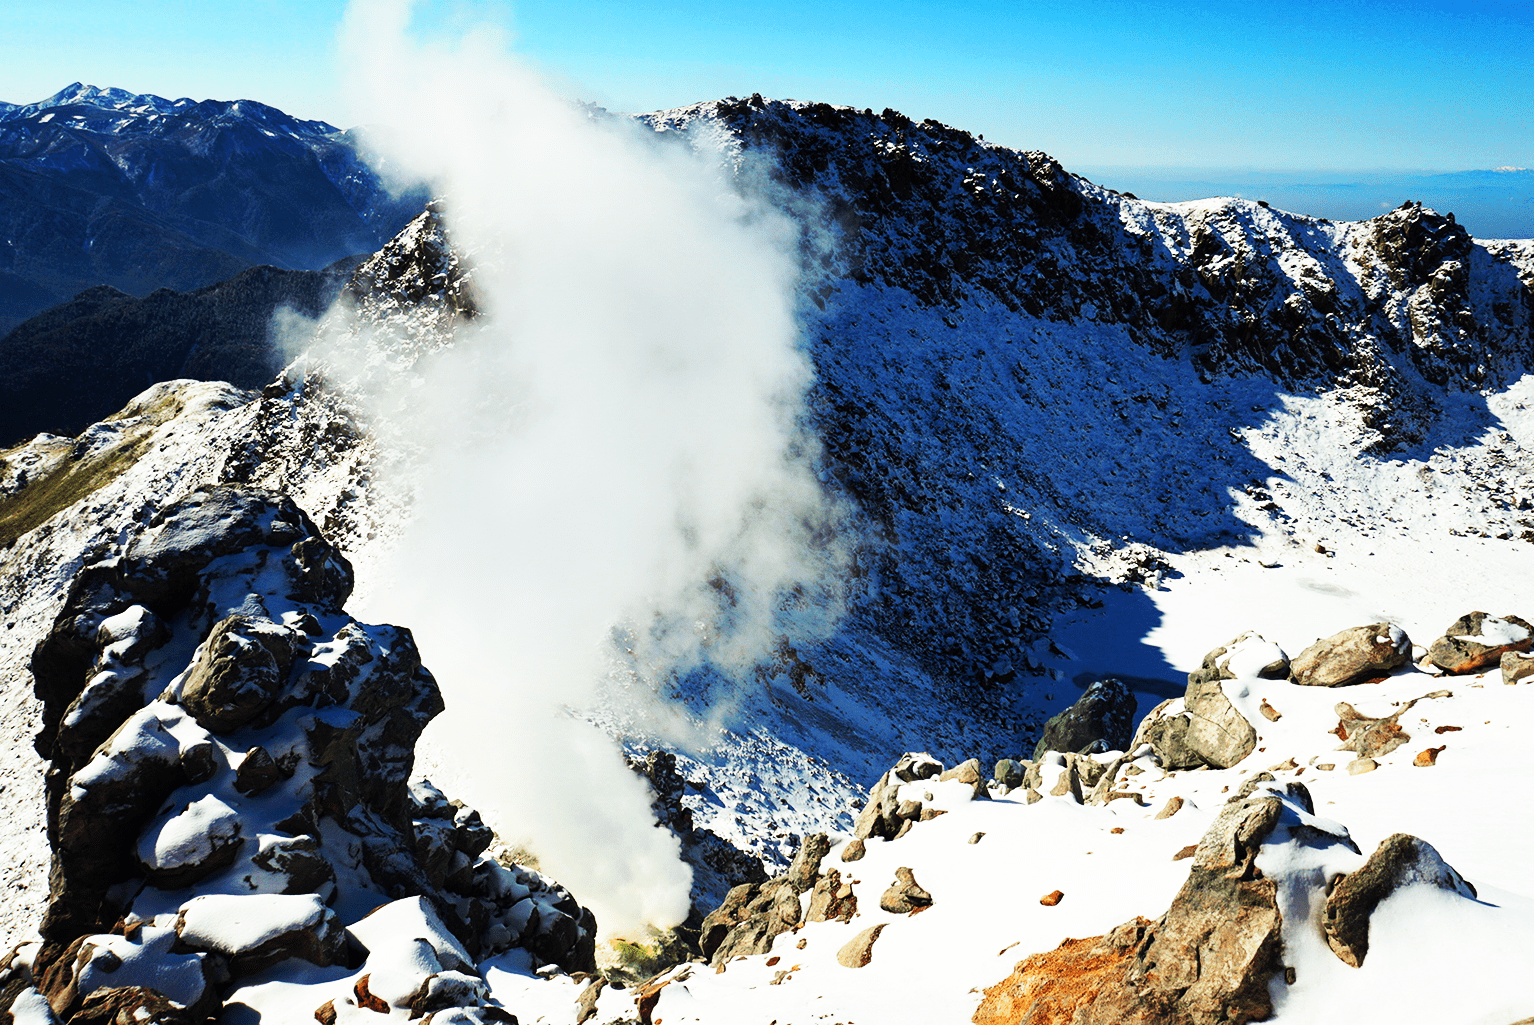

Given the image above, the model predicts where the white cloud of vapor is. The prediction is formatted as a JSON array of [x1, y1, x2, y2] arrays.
[[329, 0, 847, 938]]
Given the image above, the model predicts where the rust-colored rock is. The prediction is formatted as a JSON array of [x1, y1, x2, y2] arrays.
[[1039, 890, 1064, 906], [1414, 746, 1445, 766], [973, 919, 1150, 1025], [1427, 612, 1533, 674]]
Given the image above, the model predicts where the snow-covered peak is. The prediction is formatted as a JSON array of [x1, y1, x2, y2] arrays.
[[0, 82, 340, 140]]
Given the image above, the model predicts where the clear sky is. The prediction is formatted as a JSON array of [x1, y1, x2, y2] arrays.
[[1, 0, 1529, 171]]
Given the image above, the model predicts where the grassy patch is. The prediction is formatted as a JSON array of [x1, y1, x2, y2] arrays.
[[0, 432, 154, 549]]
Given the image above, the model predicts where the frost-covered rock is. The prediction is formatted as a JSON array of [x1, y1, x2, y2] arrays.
[[1426, 611, 1534, 674], [1187, 631, 1290, 686], [1290, 623, 1412, 687], [7, 485, 595, 1023]]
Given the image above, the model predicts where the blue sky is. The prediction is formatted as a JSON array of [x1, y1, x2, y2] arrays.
[[1, 0, 1530, 171]]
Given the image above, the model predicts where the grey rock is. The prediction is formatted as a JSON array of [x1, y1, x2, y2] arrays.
[[1187, 632, 1290, 686], [993, 758, 1026, 789], [1291, 623, 1411, 687], [891, 752, 943, 783], [1333, 698, 1420, 759], [1503, 650, 1534, 685], [179, 615, 297, 734], [1138, 677, 1256, 771], [806, 868, 857, 924], [835, 924, 885, 969], [1080, 789, 1292, 1024]]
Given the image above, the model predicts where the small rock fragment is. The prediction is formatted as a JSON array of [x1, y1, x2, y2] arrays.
[[1039, 890, 1064, 906], [1259, 700, 1282, 721], [1155, 796, 1184, 820], [968, 832, 985, 844], [840, 838, 866, 863], [836, 924, 885, 968], [1347, 757, 1378, 775], [1414, 746, 1445, 767]]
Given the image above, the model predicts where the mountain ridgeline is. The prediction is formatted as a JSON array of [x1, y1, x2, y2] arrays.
[[0, 83, 425, 334]]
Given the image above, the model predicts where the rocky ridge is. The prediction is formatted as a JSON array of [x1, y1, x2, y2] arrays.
[[1, 484, 594, 1023]]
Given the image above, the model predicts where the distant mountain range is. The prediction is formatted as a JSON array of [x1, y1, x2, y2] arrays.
[[0, 83, 425, 334], [1078, 165, 1534, 240]]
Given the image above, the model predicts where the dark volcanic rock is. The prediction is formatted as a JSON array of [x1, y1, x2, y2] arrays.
[[11, 483, 596, 1023], [1033, 677, 1135, 759]]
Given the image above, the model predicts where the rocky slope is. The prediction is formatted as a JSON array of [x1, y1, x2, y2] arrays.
[[0, 83, 424, 334], [0, 93, 1533, 1022]]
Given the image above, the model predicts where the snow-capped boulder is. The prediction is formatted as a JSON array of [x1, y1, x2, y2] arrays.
[[1322, 833, 1477, 968], [174, 893, 345, 977], [1290, 623, 1412, 686], [977, 783, 1328, 1024], [1187, 631, 1290, 686], [34, 925, 219, 1024], [1031, 677, 1135, 760], [1426, 612, 1534, 674]]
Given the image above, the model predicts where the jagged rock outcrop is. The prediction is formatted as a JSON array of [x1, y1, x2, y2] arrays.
[[3, 484, 595, 1024], [698, 833, 831, 965], [1426, 612, 1533, 674], [1032, 678, 1135, 759], [1290, 623, 1412, 686]]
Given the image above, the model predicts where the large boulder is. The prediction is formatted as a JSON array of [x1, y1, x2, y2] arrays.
[[1135, 679, 1257, 770], [1427, 612, 1533, 674], [978, 784, 1326, 1024], [1032, 678, 1136, 760], [1290, 623, 1411, 686], [1322, 833, 1477, 967], [178, 615, 299, 733]]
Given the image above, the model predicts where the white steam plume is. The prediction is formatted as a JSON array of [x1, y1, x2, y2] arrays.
[[332, 1, 845, 938]]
